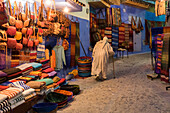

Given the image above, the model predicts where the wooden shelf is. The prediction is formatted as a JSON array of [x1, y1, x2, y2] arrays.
[[122, 0, 149, 9], [88, 0, 110, 9]]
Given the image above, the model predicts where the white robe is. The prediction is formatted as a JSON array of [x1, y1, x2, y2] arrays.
[[91, 40, 114, 79]]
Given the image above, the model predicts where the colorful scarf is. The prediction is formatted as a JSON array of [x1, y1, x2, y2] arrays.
[[70, 22, 76, 67]]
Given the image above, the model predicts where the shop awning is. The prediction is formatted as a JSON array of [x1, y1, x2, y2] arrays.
[[122, 0, 149, 9], [88, 0, 110, 9]]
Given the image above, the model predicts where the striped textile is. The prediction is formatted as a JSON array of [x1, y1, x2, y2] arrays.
[[29, 47, 37, 62], [105, 27, 112, 45], [119, 24, 125, 47], [112, 26, 119, 49], [0, 105, 11, 113], [22, 88, 35, 97], [11, 100, 25, 109], [9, 95, 24, 105], [0, 94, 7, 103], [9, 81, 30, 91], [37, 37, 46, 60], [0, 87, 23, 99], [70, 22, 76, 67], [0, 100, 10, 110], [161, 33, 170, 78], [155, 34, 163, 74]]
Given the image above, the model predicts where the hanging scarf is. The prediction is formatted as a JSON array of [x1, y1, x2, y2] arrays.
[[70, 22, 76, 67]]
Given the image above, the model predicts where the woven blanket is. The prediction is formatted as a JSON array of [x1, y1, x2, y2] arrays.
[[0, 100, 10, 110], [9, 81, 30, 91], [161, 33, 170, 76]]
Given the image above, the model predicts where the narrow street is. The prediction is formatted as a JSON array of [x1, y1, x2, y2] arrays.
[[58, 53, 170, 113]]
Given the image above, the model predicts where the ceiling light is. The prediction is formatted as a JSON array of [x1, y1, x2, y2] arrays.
[[64, 7, 69, 13]]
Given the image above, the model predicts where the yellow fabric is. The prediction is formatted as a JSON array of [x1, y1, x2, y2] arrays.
[[149, 28, 152, 49], [45, 49, 49, 60], [68, 69, 78, 77], [29, 71, 42, 76], [14, 31, 22, 40], [50, 50, 56, 69]]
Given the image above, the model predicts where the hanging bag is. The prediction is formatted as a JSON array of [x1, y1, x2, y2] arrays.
[[22, 35, 28, 45], [6, 26, 16, 36], [24, 2, 30, 27], [15, 1, 23, 29], [27, 36, 33, 47], [131, 16, 137, 31], [8, 0, 16, 26], [16, 41, 23, 50], [135, 17, 141, 34], [7, 38, 17, 49], [0, 1, 8, 26]]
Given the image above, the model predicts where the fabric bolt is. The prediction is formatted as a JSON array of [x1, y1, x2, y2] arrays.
[[52, 76, 61, 83], [0, 71, 7, 77], [9, 94, 24, 105], [42, 66, 51, 70], [0, 86, 9, 91], [0, 105, 11, 113], [40, 73, 49, 79], [0, 100, 10, 110], [11, 100, 25, 109], [42, 68, 54, 73], [70, 22, 76, 67], [36, 78, 54, 86], [29, 62, 42, 69], [56, 78, 66, 86], [7, 71, 22, 80], [75, 22, 80, 65], [0, 87, 23, 99], [161, 33, 170, 77], [16, 63, 32, 71], [29, 71, 42, 76], [0, 82, 12, 86], [2, 68, 21, 75], [26, 81, 46, 89], [53, 45, 66, 70], [9, 81, 30, 91], [48, 71, 57, 77], [0, 94, 7, 103], [0, 77, 7, 84]]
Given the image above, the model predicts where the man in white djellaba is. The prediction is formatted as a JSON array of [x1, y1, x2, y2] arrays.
[[91, 36, 115, 81]]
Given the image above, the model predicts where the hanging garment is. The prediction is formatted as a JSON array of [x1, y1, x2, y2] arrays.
[[53, 45, 66, 70], [37, 37, 45, 60], [75, 22, 80, 65], [155, 0, 165, 16], [91, 40, 114, 79], [70, 22, 76, 67]]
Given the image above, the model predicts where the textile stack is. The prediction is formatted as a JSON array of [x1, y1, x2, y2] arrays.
[[0, 87, 24, 109], [0, 93, 11, 113], [78, 57, 92, 77]]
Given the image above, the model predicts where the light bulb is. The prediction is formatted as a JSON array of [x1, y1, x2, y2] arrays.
[[45, 0, 51, 6], [64, 7, 69, 13]]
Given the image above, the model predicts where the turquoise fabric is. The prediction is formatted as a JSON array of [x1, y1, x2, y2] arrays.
[[36, 78, 54, 86], [29, 62, 42, 69]]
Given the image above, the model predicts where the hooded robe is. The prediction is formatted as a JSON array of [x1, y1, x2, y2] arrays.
[[91, 40, 114, 79]]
